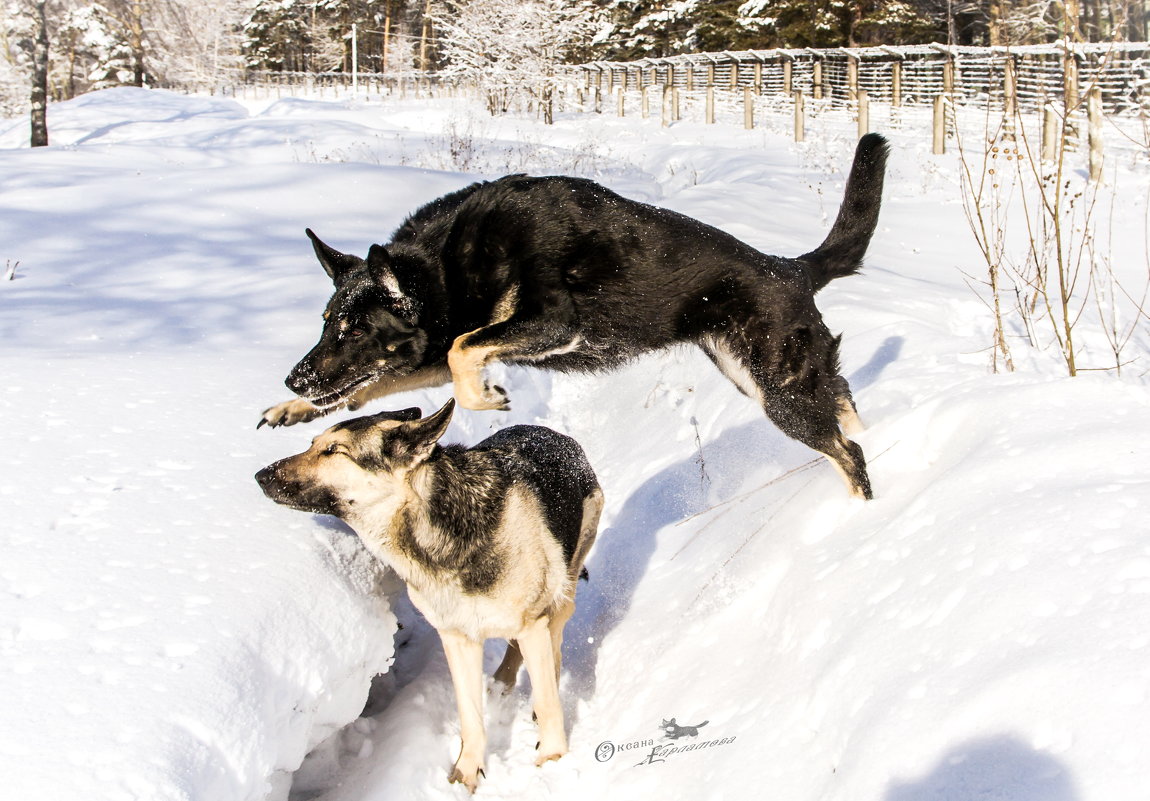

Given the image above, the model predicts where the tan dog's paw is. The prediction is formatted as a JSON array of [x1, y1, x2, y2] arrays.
[[534, 739, 566, 767], [448, 761, 485, 794]]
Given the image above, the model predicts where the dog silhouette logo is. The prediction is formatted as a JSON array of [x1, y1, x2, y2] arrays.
[[660, 718, 710, 740]]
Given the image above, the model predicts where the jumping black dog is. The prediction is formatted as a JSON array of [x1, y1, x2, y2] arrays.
[[260, 134, 890, 499]]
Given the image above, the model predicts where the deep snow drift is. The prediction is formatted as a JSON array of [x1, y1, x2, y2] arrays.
[[2, 87, 1149, 801]]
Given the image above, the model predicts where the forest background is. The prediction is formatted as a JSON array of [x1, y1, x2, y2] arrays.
[[4, 0, 1149, 120]]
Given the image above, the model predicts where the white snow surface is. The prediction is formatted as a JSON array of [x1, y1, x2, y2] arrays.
[[2, 87, 1149, 801]]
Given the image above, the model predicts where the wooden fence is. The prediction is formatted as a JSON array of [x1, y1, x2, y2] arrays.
[[574, 42, 1150, 116], [214, 41, 1149, 171]]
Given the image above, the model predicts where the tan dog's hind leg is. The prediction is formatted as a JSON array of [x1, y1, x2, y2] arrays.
[[440, 631, 487, 793], [492, 640, 523, 691], [518, 616, 567, 766], [547, 600, 575, 683]]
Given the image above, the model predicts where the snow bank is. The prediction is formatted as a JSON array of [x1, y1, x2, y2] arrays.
[[3, 88, 1149, 801]]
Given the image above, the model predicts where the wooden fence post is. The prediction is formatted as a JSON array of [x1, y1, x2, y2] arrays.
[[1064, 51, 1080, 111], [891, 60, 902, 107], [1003, 55, 1017, 139], [1088, 85, 1103, 181], [794, 90, 805, 142], [673, 87, 680, 121], [744, 86, 754, 129], [617, 87, 624, 117], [1042, 102, 1059, 161], [783, 58, 792, 95], [857, 89, 869, 136], [932, 94, 946, 154], [730, 60, 739, 91], [705, 62, 716, 123], [662, 84, 672, 127], [813, 58, 823, 100], [642, 84, 649, 118], [753, 61, 762, 93], [847, 55, 859, 102]]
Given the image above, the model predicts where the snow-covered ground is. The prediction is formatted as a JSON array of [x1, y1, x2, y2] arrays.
[[2, 86, 1149, 801]]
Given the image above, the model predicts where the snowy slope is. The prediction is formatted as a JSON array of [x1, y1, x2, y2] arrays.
[[2, 88, 1149, 801]]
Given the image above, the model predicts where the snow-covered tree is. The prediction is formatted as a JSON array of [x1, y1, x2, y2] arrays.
[[437, 0, 599, 121]]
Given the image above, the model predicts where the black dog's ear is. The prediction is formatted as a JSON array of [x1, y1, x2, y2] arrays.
[[306, 228, 364, 285], [367, 243, 391, 269], [366, 244, 411, 303], [383, 399, 455, 464], [366, 244, 397, 288]]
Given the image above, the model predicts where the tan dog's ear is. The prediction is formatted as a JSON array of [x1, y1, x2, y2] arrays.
[[364, 407, 423, 424], [380, 399, 456, 465]]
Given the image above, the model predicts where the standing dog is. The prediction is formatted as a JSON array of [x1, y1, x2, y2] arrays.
[[255, 399, 603, 792], [260, 135, 889, 499]]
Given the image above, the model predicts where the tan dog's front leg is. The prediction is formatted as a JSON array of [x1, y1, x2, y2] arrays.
[[448, 334, 509, 411], [440, 630, 487, 793]]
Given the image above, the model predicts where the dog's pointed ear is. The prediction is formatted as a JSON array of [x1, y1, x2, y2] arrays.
[[366, 407, 423, 424], [306, 228, 364, 285], [366, 244, 409, 301], [367, 243, 390, 270], [407, 399, 455, 460], [383, 399, 455, 464]]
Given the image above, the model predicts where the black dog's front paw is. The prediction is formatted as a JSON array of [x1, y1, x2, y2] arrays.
[[485, 384, 511, 412], [257, 398, 321, 429], [455, 381, 510, 412]]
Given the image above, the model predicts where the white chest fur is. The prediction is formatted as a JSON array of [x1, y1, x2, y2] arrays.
[[351, 486, 571, 643]]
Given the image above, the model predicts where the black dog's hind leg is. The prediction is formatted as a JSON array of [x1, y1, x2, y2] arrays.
[[448, 313, 581, 411], [703, 330, 873, 500]]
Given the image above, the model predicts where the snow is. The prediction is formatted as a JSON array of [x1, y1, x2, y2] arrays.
[[2, 86, 1149, 801]]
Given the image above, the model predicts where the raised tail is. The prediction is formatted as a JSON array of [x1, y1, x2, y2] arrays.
[[799, 133, 890, 292]]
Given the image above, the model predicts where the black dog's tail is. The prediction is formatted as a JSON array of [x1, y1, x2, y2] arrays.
[[799, 133, 890, 292]]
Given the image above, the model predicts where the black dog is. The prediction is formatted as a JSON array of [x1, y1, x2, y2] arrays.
[[260, 134, 889, 499]]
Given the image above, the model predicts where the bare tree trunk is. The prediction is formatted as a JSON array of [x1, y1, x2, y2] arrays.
[[987, 0, 1005, 46], [30, 0, 49, 147], [1130, 0, 1147, 41], [848, 0, 864, 46], [419, 0, 433, 73], [131, 0, 146, 86], [1065, 0, 1083, 41], [1085, 0, 1101, 40], [383, 0, 391, 73]]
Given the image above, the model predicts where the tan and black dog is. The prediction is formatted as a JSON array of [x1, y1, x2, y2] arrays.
[[255, 399, 602, 793], [259, 135, 890, 499]]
